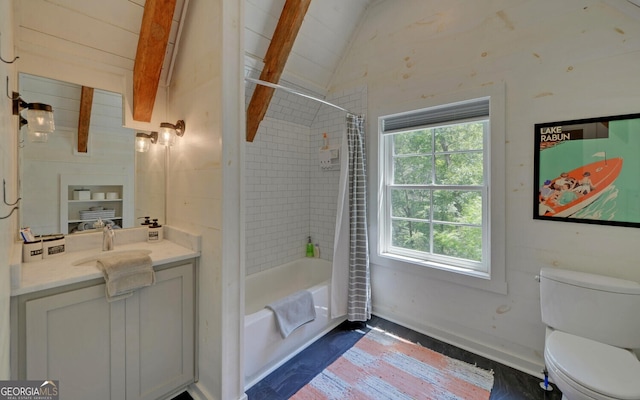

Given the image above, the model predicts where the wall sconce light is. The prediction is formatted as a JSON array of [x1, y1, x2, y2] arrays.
[[135, 132, 158, 153], [12, 91, 55, 143], [157, 120, 185, 147]]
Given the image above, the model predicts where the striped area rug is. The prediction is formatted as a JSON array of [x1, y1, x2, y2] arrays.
[[291, 327, 494, 400]]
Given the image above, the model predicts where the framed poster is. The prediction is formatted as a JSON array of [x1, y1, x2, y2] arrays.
[[534, 113, 640, 227]]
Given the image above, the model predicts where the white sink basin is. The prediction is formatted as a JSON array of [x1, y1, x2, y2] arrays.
[[72, 249, 152, 266]]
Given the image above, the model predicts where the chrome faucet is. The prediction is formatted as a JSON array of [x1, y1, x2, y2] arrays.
[[103, 225, 115, 251]]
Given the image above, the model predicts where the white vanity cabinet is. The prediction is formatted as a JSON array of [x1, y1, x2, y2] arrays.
[[13, 260, 195, 400], [125, 263, 195, 400], [26, 283, 123, 399]]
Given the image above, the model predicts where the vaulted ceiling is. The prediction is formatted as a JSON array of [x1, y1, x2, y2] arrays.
[[244, 0, 372, 96], [14, 0, 188, 126], [14, 0, 373, 123], [243, 0, 372, 141], [14, 0, 640, 133], [14, 0, 187, 89]]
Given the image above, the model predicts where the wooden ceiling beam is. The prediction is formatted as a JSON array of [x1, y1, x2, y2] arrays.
[[246, 0, 312, 142], [77, 86, 94, 153], [133, 0, 176, 122]]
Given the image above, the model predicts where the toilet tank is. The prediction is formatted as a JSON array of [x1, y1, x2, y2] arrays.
[[540, 267, 640, 349]]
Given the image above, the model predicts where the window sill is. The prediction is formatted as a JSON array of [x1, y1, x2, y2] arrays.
[[373, 252, 508, 295]]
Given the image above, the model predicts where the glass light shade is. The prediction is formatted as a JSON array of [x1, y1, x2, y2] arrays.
[[158, 126, 177, 146], [25, 107, 55, 134], [27, 131, 49, 143], [135, 135, 151, 152]]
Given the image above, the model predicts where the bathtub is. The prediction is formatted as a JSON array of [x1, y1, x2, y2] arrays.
[[244, 258, 343, 389]]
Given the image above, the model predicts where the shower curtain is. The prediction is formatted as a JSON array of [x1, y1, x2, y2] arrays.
[[331, 114, 371, 321]]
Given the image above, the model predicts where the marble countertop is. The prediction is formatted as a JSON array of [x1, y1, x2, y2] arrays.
[[11, 226, 200, 296]]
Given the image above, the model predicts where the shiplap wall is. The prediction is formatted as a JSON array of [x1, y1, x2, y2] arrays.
[[0, 0, 17, 380], [135, 145, 166, 225], [330, 0, 640, 376]]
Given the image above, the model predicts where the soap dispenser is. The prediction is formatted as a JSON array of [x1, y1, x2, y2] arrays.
[[148, 219, 163, 243], [306, 236, 314, 257]]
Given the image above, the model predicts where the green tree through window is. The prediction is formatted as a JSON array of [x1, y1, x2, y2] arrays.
[[391, 121, 484, 262], [381, 102, 490, 273]]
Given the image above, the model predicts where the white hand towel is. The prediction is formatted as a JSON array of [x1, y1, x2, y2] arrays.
[[97, 252, 155, 301], [97, 251, 152, 280], [266, 290, 316, 338], [105, 270, 155, 300]]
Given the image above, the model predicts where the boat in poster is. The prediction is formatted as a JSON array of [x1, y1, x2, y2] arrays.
[[538, 157, 622, 217]]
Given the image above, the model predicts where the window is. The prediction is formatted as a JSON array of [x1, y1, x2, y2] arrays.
[[379, 97, 492, 276]]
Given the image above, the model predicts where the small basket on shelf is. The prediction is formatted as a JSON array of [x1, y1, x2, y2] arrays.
[[79, 208, 116, 220]]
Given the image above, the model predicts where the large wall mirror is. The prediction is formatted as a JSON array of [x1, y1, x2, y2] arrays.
[[18, 73, 166, 235]]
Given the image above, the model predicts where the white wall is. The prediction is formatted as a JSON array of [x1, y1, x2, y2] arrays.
[[0, 0, 18, 379], [330, 0, 640, 375], [135, 144, 166, 224], [166, 0, 224, 395], [7, 0, 245, 397], [167, 0, 244, 398]]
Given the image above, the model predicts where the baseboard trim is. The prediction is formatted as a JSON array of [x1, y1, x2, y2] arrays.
[[373, 307, 544, 379], [188, 382, 215, 400], [187, 383, 248, 400]]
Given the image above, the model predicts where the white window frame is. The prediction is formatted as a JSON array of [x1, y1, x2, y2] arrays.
[[371, 84, 506, 294], [381, 116, 489, 273]]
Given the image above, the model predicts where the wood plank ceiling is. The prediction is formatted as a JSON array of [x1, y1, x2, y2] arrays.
[[244, 0, 372, 140], [74, 0, 179, 150], [246, 0, 312, 142], [244, 0, 372, 96], [15, 0, 186, 123], [14, 0, 373, 138], [133, 0, 178, 122]]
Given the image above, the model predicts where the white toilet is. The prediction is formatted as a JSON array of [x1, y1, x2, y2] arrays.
[[539, 267, 640, 400]]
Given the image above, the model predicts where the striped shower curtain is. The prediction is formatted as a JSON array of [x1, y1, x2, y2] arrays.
[[331, 114, 371, 321]]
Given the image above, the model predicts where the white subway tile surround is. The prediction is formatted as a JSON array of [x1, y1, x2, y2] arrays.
[[245, 85, 366, 276]]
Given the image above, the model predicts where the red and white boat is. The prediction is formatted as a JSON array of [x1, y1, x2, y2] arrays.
[[540, 157, 622, 217]]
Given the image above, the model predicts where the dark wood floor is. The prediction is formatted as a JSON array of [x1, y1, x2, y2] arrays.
[[246, 315, 563, 400]]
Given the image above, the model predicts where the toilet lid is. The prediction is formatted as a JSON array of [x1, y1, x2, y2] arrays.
[[546, 331, 640, 399]]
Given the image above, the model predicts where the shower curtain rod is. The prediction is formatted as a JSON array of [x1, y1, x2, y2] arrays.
[[245, 77, 356, 115]]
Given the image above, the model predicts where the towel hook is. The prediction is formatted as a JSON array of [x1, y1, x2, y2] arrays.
[[3, 179, 21, 206], [0, 34, 19, 64], [6, 76, 19, 100], [0, 206, 18, 220]]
